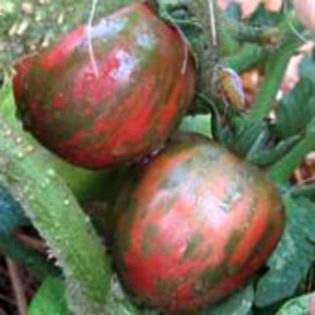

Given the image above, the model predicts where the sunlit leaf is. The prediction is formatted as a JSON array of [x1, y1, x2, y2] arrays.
[[179, 114, 212, 138], [276, 292, 315, 315], [28, 277, 70, 315]]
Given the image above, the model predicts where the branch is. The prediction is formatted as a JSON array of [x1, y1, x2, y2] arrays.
[[6, 257, 28, 315], [224, 43, 265, 72], [247, 38, 300, 121], [0, 115, 112, 315]]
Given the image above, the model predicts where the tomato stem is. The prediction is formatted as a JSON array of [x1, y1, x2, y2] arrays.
[[244, 10, 307, 122], [0, 115, 112, 314], [268, 117, 315, 183], [247, 38, 300, 122], [224, 43, 265, 72]]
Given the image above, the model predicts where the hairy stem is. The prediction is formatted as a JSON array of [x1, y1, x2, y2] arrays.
[[0, 115, 112, 314]]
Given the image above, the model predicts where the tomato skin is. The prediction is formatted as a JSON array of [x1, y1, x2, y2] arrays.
[[13, 3, 196, 169], [113, 133, 285, 311], [293, 0, 315, 32]]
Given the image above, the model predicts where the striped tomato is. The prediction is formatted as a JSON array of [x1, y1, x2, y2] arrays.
[[113, 133, 285, 311], [13, 2, 196, 169]]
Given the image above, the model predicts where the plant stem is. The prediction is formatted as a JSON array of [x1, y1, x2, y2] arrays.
[[247, 38, 300, 122], [268, 118, 315, 183], [244, 8, 308, 122], [6, 258, 28, 315], [224, 43, 265, 72], [0, 115, 112, 315]]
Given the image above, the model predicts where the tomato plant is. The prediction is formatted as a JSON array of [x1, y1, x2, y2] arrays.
[[0, 1, 315, 315]]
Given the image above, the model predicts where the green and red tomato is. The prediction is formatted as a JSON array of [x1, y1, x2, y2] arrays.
[[13, 2, 196, 169], [113, 133, 285, 311]]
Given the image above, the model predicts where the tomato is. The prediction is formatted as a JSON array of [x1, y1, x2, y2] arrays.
[[13, 2, 196, 169], [113, 133, 285, 311]]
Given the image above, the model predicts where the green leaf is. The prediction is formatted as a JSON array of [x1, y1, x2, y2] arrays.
[[28, 275, 142, 315], [268, 116, 315, 183], [276, 292, 315, 315], [225, 2, 242, 21], [227, 120, 268, 157], [0, 83, 19, 126], [246, 134, 301, 167], [28, 276, 70, 315], [299, 54, 315, 84], [179, 114, 212, 138], [202, 283, 254, 315], [255, 194, 315, 308], [248, 4, 283, 27], [272, 77, 315, 139], [292, 184, 315, 202]]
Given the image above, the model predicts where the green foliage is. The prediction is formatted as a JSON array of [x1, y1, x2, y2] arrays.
[[225, 2, 242, 21], [0, 116, 112, 314], [27, 276, 69, 315], [272, 56, 315, 139], [292, 184, 315, 202], [268, 116, 315, 183], [276, 292, 315, 315], [1, 1, 315, 314], [27, 275, 143, 315], [276, 293, 315, 315], [248, 4, 284, 27], [227, 120, 268, 157], [255, 194, 315, 308], [179, 114, 212, 138], [0, 0, 133, 73], [247, 135, 301, 167]]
